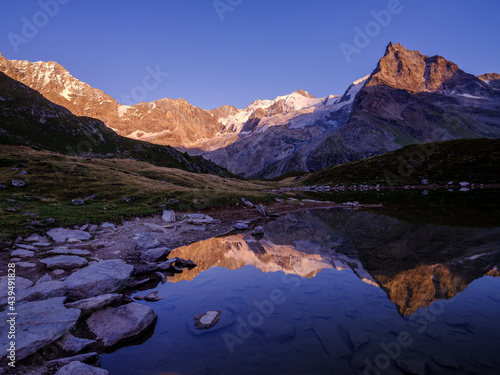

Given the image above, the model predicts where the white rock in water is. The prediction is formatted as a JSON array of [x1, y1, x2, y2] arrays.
[[459, 181, 470, 187], [200, 311, 219, 325]]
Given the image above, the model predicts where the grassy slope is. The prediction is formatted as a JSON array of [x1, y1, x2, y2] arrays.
[[0, 146, 274, 241], [301, 138, 500, 186]]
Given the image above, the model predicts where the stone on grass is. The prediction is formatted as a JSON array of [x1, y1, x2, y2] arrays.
[[162, 210, 176, 223], [64, 260, 133, 300], [140, 247, 171, 263], [11, 179, 26, 187], [47, 228, 91, 243], [0, 298, 80, 362], [241, 197, 253, 208], [64, 293, 122, 314], [56, 333, 95, 354], [40, 255, 88, 270], [194, 310, 222, 330], [54, 360, 108, 375], [86, 303, 157, 347]]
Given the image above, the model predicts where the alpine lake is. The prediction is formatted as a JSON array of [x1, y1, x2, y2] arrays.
[[101, 189, 500, 375]]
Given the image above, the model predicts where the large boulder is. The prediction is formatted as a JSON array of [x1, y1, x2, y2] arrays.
[[40, 255, 88, 270], [0, 298, 80, 362], [47, 228, 92, 243], [64, 260, 133, 300], [86, 303, 157, 347], [55, 361, 109, 375]]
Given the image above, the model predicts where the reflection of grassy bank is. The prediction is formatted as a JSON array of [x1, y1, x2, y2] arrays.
[[292, 189, 500, 228], [0, 146, 276, 241]]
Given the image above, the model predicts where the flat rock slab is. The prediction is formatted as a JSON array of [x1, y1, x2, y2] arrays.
[[15, 244, 37, 250], [17, 262, 37, 268], [65, 293, 123, 314], [64, 260, 133, 300], [13, 249, 34, 258], [11, 280, 67, 304], [48, 248, 92, 256], [47, 228, 92, 243], [25, 233, 49, 243], [87, 302, 157, 347], [41, 255, 88, 270], [54, 360, 109, 375], [0, 297, 80, 362], [0, 276, 32, 300]]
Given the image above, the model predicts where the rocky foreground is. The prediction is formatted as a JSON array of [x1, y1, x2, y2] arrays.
[[0, 198, 361, 374]]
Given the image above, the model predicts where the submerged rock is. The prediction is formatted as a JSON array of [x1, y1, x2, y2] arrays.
[[86, 303, 157, 347], [194, 310, 222, 330]]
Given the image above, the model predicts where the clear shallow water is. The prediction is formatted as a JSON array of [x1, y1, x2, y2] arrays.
[[101, 208, 500, 375]]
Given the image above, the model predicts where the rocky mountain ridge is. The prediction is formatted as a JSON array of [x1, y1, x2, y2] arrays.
[[1, 43, 499, 179]]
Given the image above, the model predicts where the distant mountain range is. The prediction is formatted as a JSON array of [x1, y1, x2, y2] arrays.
[[1, 42, 499, 178]]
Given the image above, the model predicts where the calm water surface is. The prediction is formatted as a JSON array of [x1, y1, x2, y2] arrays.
[[101, 208, 500, 375]]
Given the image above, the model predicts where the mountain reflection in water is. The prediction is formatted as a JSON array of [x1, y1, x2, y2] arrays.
[[102, 208, 500, 375], [169, 209, 500, 316]]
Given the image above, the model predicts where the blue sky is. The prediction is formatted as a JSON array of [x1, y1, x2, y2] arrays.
[[0, 0, 499, 110]]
